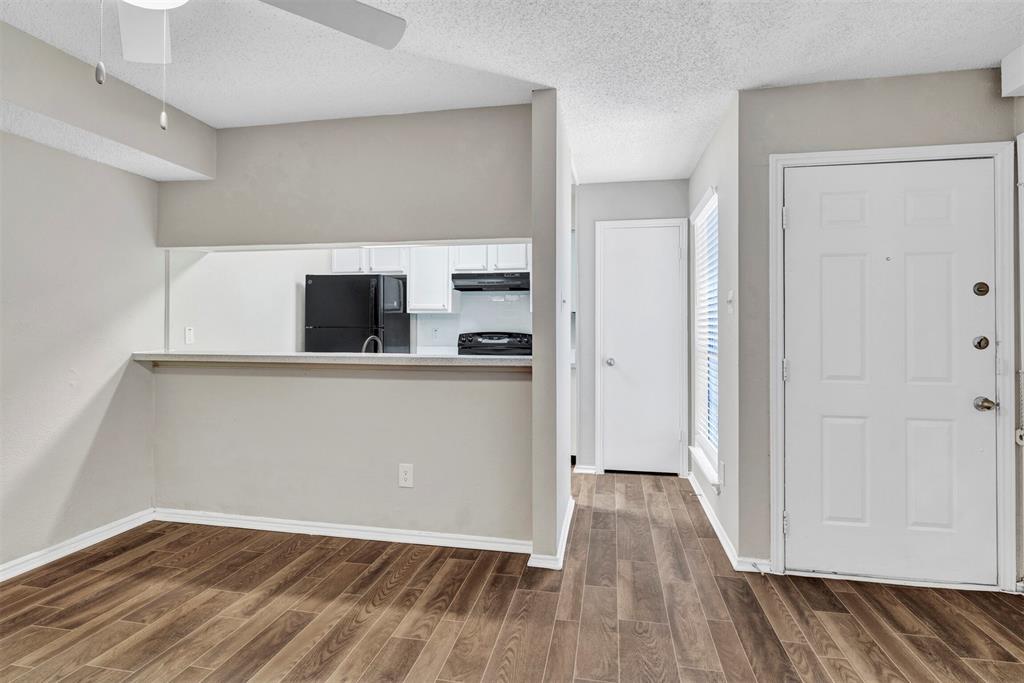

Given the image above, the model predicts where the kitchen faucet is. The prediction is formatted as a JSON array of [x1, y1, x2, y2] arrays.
[[361, 335, 383, 353]]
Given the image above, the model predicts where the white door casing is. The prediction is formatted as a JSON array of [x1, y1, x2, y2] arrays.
[[783, 157, 1003, 586], [595, 219, 686, 474]]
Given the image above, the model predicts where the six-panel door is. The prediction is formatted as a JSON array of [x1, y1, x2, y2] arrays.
[[783, 159, 998, 584]]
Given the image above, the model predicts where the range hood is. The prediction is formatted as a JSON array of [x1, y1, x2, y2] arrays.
[[452, 272, 530, 292]]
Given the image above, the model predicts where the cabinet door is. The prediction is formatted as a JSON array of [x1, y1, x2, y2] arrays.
[[408, 246, 455, 313], [331, 248, 364, 273], [452, 245, 489, 271], [491, 243, 530, 271], [366, 246, 408, 273]]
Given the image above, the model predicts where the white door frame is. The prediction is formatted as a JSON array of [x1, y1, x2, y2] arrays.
[[594, 218, 688, 474], [1018, 133, 1023, 593], [768, 142, 1017, 591]]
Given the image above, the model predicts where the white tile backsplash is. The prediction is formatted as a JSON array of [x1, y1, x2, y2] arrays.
[[416, 292, 531, 352]]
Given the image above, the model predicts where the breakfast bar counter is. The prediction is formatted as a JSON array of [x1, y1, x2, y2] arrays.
[[132, 351, 532, 370]]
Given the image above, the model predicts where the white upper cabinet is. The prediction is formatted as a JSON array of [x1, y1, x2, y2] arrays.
[[491, 243, 530, 271], [366, 246, 408, 273], [451, 243, 530, 272], [331, 247, 408, 273], [331, 248, 364, 273], [407, 246, 459, 313], [452, 245, 489, 271]]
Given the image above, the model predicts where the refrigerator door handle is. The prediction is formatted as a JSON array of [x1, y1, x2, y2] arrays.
[[368, 279, 377, 330]]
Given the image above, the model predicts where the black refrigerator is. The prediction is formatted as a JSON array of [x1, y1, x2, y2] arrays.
[[304, 275, 411, 353]]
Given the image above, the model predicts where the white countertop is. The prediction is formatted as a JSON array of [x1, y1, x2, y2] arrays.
[[132, 351, 532, 369]]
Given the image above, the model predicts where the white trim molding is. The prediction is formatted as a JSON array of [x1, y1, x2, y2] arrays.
[[572, 465, 598, 475], [769, 141, 1018, 590], [594, 218, 688, 475], [688, 445, 720, 493], [529, 497, 575, 569], [155, 508, 533, 555], [0, 507, 535, 582], [691, 185, 718, 222], [0, 509, 155, 582], [687, 474, 769, 573]]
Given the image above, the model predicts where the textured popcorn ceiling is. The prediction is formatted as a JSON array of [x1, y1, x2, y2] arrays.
[[0, 1, 538, 127], [3, 1, 1022, 182]]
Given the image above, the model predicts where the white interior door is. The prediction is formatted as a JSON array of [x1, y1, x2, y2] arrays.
[[599, 220, 685, 474], [784, 158, 998, 585]]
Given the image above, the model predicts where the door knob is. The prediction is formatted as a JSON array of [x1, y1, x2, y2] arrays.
[[606, 358, 616, 367], [973, 396, 998, 412]]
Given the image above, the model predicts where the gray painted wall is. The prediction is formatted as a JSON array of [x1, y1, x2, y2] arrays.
[[159, 105, 532, 248], [530, 89, 574, 557], [0, 134, 164, 563], [168, 249, 332, 353], [734, 68, 1016, 560], [575, 180, 689, 472], [153, 366, 532, 542], [0, 23, 216, 180], [686, 99, 739, 550]]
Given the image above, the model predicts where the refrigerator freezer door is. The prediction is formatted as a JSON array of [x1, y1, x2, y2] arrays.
[[305, 275, 377, 328]]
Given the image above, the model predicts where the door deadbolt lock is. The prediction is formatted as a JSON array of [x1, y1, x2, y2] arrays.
[[973, 336, 990, 350], [973, 282, 990, 296], [973, 396, 998, 412]]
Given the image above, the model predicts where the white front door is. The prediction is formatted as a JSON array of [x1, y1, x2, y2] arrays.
[[598, 220, 685, 474], [784, 158, 998, 585]]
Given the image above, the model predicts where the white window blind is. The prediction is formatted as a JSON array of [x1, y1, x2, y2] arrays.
[[693, 193, 719, 460]]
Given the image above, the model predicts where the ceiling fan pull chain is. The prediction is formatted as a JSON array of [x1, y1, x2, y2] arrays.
[[95, 0, 106, 84], [160, 9, 168, 130]]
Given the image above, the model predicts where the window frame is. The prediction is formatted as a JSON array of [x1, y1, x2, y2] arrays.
[[690, 187, 720, 485]]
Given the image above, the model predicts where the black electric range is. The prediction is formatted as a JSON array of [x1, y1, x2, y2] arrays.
[[458, 332, 532, 356]]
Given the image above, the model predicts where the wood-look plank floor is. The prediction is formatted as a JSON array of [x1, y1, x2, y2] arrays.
[[2, 473, 1022, 682]]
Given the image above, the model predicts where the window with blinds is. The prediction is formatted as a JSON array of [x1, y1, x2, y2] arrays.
[[693, 193, 719, 460]]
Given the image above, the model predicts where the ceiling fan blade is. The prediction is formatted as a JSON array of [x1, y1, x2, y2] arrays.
[[117, 0, 171, 64], [260, 0, 406, 50]]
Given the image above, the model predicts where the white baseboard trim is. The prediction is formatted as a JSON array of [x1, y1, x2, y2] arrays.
[[528, 497, 575, 570], [572, 465, 597, 475], [154, 508, 533, 555], [1, 507, 534, 582], [686, 474, 771, 575], [0, 508, 156, 582]]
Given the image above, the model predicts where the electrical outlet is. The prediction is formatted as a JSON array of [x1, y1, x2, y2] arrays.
[[184, 326, 195, 345], [398, 463, 414, 488], [431, 327, 440, 341]]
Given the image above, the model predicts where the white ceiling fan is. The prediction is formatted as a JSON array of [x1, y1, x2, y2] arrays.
[[95, 0, 407, 130], [114, 0, 407, 64]]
